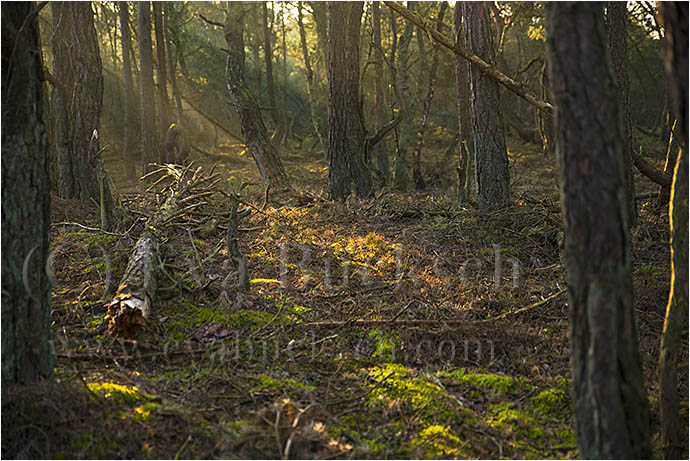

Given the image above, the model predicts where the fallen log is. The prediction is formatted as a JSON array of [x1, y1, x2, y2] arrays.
[[104, 164, 216, 337]]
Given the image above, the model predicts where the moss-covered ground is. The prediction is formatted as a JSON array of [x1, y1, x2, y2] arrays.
[[3, 135, 686, 459]]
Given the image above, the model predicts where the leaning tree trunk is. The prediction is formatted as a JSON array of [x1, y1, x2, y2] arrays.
[[327, 2, 371, 200], [1, 1, 53, 383], [659, 3, 689, 459], [412, 2, 447, 191], [119, 2, 137, 180], [153, 2, 171, 149], [51, 2, 113, 226], [138, 1, 158, 175], [224, 3, 290, 190], [546, 3, 651, 458], [607, 1, 636, 227], [455, 3, 474, 204], [465, 2, 509, 210]]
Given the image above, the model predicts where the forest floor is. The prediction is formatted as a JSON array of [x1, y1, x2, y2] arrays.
[[3, 135, 687, 459]]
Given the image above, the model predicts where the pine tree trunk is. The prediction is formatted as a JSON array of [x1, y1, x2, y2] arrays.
[[51, 2, 113, 224], [546, 4, 651, 458], [1, 1, 53, 384], [165, 3, 184, 124], [455, 3, 473, 204], [153, 2, 171, 150], [224, 3, 290, 190], [465, 2, 509, 210], [119, 2, 137, 180], [262, 2, 283, 141], [659, 3, 689, 459], [327, 2, 371, 200], [138, 1, 158, 175], [607, 2, 637, 227]]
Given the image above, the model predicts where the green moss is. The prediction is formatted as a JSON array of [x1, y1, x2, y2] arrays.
[[439, 369, 517, 397], [133, 401, 162, 421], [411, 424, 466, 458], [368, 330, 398, 362], [532, 388, 570, 418], [86, 382, 155, 405]]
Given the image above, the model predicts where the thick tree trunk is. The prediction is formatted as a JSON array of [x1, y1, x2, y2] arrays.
[[546, 4, 651, 458], [224, 3, 290, 190], [607, 2, 637, 227], [465, 2, 510, 210], [138, 2, 157, 175], [1, 1, 53, 384], [372, 2, 389, 185], [297, 1, 325, 152], [455, 3, 473, 204], [119, 2, 137, 180], [153, 2, 171, 149], [659, 3, 689, 459], [392, 17, 414, 191], [327, 2, 371, 200], [51, 2, 113, 225], [412, 3, 447, 191]]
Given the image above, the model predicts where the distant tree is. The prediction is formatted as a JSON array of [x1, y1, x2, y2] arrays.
[[297, 1, 325, 152], [327, 2, 371, 200], [153, 2, 172, 149], [51, 2, 114, 224], [607, 1, 637, 227], [658, 3, 688, 459], [546, 3, 651, 458], [371, 1, 389, 184], [262, 2, 283, 142], [224, 2, 290, 190], [412, 2, 447, 191], [138, 1, 157, 175], [1, 1, 53, 383], [392, 13, 414, 191], [119, 1, 137, 180], [464, 2, 510, 210], [454, 3, 473, 203]]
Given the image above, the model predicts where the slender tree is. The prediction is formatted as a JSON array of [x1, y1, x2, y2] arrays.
[[224, 2, 290, 190], [607, 2, 636, 227], [1, 1, 53, 383], [51, 1, 114, 224], [392, 15, 414, 190], [372, 1, 389, 184], [546, 3, 651, 458], [297, 1, 325, 152], [327, 2, 371, 200], [658, 3, 689, 459], [455, 3, 474, 203], [119, 2, 137, 180], [412, 2, 447, 190], [464, 2, 509, 210], [262, 2, 283, 140], [153, 2, 171, 148], [138, 1, 157, 175]]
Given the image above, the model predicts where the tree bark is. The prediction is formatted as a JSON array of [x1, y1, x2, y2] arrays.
[[659, 3, 689, 459], [224, 3, 290, 190], [153, 2, 171, 149], [165, 3, 184, 123], [607, 2, 637, 227], [262, 2, 283, 141], [455, 3, 473, 204], [327, 2, 371, 200], [546, 3, 651, 458], [412, 3, 447, 191], [297, 1, 325, 152], [119, 2, 137, 180], [465, 2, 510, 210], [51, 2, 113, 225], [138, 1, 158, 175], [1, 1, 53, 384], [392, 15, 414, 191]]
